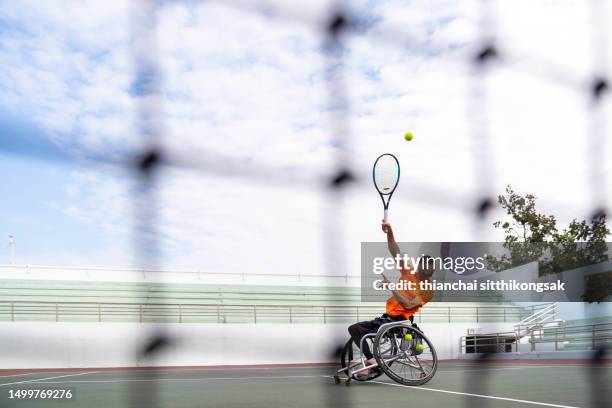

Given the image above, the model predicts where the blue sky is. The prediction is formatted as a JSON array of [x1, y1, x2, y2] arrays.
[[1, 0, 612, 273]]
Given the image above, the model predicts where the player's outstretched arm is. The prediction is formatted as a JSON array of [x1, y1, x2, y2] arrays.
[[382, 222, 401, 257]]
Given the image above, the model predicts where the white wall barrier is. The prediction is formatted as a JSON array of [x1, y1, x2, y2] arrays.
[[0, 322, 514, 369]]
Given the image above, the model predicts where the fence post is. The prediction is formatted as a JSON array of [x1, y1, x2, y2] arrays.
[[98, 303, 101, 323], [448, 306, 451, 323], [11, 303, 14, 322], [515, 332, 519, 352], [55, 303, 59, 322], [254, 305, 257, 324], [323, 306, 327, 324], [139, 304, 143, 323], [289, 307, 292, 324], [530, 330, 535, 352], [179, 304, 182, 323], [563, 323, 566, 344], [476, 307, 479, 322], [592, 325, 596, 349], [217, 306, 220, 323], [503, 307, 506, 323]]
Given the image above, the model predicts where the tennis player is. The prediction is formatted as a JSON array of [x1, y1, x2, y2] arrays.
[[348, 222, 435, 375]]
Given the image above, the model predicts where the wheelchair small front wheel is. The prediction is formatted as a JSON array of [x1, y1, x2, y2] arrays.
[[340, 339, 384, 382], [373, 323, 437, 386]]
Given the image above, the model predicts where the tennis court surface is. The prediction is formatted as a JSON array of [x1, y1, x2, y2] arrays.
[[1, 361, 610, 408]]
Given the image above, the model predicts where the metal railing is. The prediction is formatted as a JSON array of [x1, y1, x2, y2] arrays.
[[515, 302, 558, 336], [521, 302, 558, 317], [529, 322, 612, 351], [0, 301, 526, 324], [0, 264, 362, 283], [460, 322, 612, 354], [459, 302, 560, 354], [460, 331, 520, 354]]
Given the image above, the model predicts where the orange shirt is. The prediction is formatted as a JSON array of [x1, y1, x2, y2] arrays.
[[386, 267, 434, 319]]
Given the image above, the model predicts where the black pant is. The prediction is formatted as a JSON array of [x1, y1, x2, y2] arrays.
[[348, 314, 407, 360]]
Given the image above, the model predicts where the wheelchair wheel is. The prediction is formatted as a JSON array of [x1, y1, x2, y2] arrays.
[[340, 339, 384, 382], [373, 323, 437, 386]]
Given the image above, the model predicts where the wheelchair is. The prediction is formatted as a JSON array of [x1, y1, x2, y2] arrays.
[[333, 316, 437, 386]]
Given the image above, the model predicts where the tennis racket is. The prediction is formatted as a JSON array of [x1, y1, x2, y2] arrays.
[[372, 153, 400, 224]]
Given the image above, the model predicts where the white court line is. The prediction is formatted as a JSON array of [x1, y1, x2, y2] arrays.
[[368, 380, 580, 408], [438, 367, 529, 373], [24, 375, 327, 384], [447, 364, 611, 371], [449, 363, 610, 368], [0, 372, 100, 387], [0, 372, 50, 380], [130, 366, 333, 372]]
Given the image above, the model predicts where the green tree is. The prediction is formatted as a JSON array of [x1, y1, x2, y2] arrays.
[[486, 185, 611, 302]]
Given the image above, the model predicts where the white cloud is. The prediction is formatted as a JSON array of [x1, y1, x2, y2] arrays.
[[2, 0, 612, 273]]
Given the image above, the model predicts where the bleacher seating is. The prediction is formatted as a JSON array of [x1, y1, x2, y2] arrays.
[[0, 278, 529, 324]]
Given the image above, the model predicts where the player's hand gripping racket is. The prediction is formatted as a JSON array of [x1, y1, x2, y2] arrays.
[[373, 153, 400, 224]]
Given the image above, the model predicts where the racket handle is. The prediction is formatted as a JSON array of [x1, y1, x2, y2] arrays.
[[383, 210, 388, 224]]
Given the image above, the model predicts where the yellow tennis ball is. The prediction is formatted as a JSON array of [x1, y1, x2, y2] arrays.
[[404, 333, 413, 341], [404, 132, 413, 141], [415, 343, 425, 352]]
